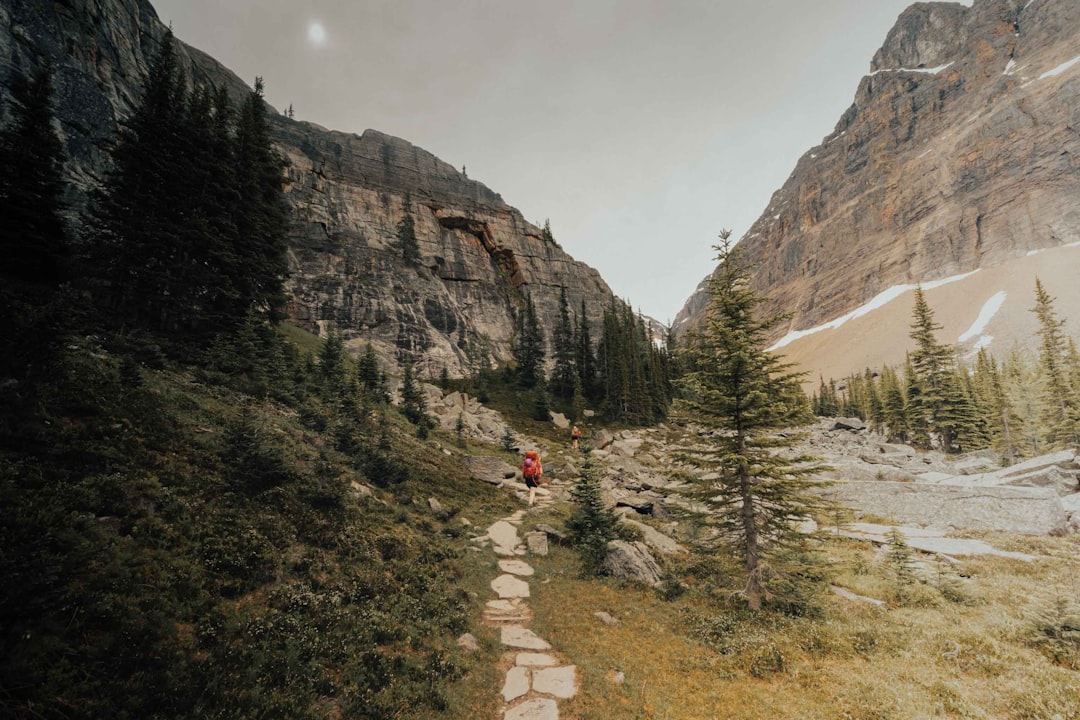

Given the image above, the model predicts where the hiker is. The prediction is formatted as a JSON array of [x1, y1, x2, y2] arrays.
[[522, 449, 543, 506], [571, 425, 581, 449]]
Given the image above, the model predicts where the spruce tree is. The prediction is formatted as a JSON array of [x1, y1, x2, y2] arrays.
[[551, 286, 577, 399], [401, 361, 429, 428], [0, 65, 69, 286], [0, 65, 73, 387], [566, 451, 618, 576], [677, 232, 825, 611], [908, 288, 964, 452], [1031, 279, 1080, 447], [880, 365, 909, 443], [575, 299, 597, 400], [512, 293, 544, 388], [397, 194, 420, 264], [232, 76, 289, 324]]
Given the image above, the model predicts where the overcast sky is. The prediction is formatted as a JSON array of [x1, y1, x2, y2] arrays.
[[152, 0, 917, 323]]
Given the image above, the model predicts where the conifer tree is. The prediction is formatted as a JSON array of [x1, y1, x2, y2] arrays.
[[512, 293, 545, 388], [677, 232, 825, 611], [575, 299, 597, 400], [0, 65, 69, 286], [0, 65, 73, 386], [551, 286, 577, 399], [908, 288, 965, 452], [566, 451, 618, 577], [401, 360, 428, 427], [1031, 279, 1080, 447], [1005, 346, 1044, 456], [318, 330, 348, 399], [973, 348, 1018, 464], [880, 364, 909, 442], [397, 194, 420, 264], [232, 76, 289, 324]]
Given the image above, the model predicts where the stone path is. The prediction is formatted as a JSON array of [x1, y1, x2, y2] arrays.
[[472, 491, 578, 719]]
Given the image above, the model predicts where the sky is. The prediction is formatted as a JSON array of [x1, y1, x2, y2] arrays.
[[152, 0, 918, 323]]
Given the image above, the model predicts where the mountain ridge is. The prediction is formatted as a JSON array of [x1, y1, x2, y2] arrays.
[[676, 0, 1080, 379], [0, 0, 619, 377]]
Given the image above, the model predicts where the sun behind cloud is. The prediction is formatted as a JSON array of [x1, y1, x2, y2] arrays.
[[307, 21, 327, 46]]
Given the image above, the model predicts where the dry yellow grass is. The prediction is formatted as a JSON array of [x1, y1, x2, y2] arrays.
[[520, 532, 1080, 720]]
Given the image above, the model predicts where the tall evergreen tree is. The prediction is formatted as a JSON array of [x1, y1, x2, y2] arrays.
[[566, 451, 618, 576], [880, 364, 909, 442], [0, 64, 73, 387], [0, 65, 69, 285], [397, 194, 420, 264], [575, 299, 597, 400], [512, 293, 545, 388], [1031, 278, 1080, 447], [908, 288, 965, 452], [677, 232, 825, 611], [232, 76, 290, 324], [551, 286, 577, 399], [400, 360, 428, 427]]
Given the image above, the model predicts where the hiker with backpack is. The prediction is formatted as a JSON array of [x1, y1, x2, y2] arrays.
[[522, 449, 543, 506], [571, 425, 581, 449]]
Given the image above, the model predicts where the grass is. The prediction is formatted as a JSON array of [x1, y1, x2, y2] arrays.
[[519, 524, 1080, 720]]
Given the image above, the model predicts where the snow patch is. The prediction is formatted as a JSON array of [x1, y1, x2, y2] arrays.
[[958, 291, 1006, 343], [1039, 55, 1080, 80], [970, 335, 993, 353], [1023, 0, 1036, 9], [1004, 59, 1016, 75], [870, 62, 953, 77], [768, 270, 981, 352]]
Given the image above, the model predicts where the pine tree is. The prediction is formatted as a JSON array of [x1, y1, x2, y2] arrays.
[[0, 65, 73, 387], [551, 286, 577, 399], [401, 361, 428, 427], [576, 299, 597, 401], [880, 364, 909, 442], [318, 330, 348, 399], [908, 288, 965, 452], [973, 348, 1019, 464], [232, 76, 289, 324], [0, 65, 69, 286], [1031, 278, 1080, 447], [397, 194, 420, 264], [566, 451, 618, 576], [512, 293, 545, 388], [677, 232, 825, 611]]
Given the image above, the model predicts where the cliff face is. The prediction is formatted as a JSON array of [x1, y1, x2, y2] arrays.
[[676, 0, 1080, 349], [0, 0, 616, 376]]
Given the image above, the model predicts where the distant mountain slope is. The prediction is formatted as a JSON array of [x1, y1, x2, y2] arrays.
[[0, 0, 618, 377], [676, 0, 1080, 376]]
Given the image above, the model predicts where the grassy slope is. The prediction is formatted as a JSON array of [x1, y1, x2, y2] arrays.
[[522, 524, 1080, 720], [0, 326, 521, 719]]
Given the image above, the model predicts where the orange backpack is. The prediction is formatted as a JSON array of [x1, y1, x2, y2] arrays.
[[523, 450, 542, 479]]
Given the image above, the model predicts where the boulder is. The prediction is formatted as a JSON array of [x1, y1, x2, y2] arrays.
[[526, 531, 549, 556], [427, 497, 444, 513], [594, 430, 615, 450], [619, 517, 685, 555], [603, 540, 663, 586], [830, 481, 1068, 535], [465, 455, 517, 486], [831, 417, 867, 432], [550, 412, 570, 429], [534, 523, 568, 545]]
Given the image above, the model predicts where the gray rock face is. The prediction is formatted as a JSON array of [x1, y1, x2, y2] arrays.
[[603, 540, 663, 586], [0, 0, 621, 380], [677, 0, 1080, 355], [830, 481, 1068, 535]]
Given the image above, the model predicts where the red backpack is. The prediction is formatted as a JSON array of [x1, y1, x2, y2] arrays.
[[523, 450, 541, 479]]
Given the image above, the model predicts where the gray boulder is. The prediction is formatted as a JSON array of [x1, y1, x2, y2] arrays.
[[465, 455, 518, 486], [831, 417, 867, 432], [620, 517, 685, 555], [603, 540, 663, 586]]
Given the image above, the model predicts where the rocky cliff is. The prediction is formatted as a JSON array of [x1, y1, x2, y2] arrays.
[[0, 0, 616, 376], [676, 0, 1080, 369]]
